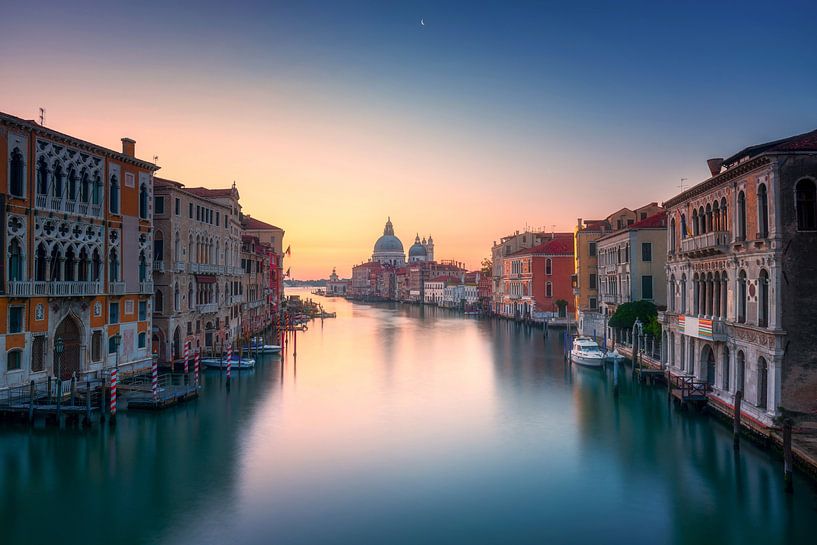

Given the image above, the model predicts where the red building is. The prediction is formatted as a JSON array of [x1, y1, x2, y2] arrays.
[[500, 235, 575, 320]]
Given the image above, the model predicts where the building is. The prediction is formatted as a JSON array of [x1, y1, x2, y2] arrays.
[[1, 112, 158, 387], [326, 268, 350, 296], [241, 215, 285, 313], [350, 261, 383, 299], [660, 129, 817, 424], [151, 178, 243, 361], [597, 212, 667, 325], [372, 217, 406, 266], [499, 235, 575, 320], [573, 218, 610, 335], [490, 230, 551, 314], [240, 234, 272, 338], [407, 234, 434, 263]]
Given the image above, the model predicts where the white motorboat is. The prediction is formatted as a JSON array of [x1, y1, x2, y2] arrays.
[[246, 337, 282, 354], [570, 337, 605, 367], [201, 356, 256, 370]]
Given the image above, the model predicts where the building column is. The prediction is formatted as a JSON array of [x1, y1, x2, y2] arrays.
[[770, 355, 783, 416]]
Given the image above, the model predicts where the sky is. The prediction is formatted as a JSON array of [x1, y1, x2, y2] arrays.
[[2, 0, 817, 278]]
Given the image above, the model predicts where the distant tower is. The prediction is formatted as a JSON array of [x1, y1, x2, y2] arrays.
[[425, 235, 434, 261], [329, 267, 339, 282]]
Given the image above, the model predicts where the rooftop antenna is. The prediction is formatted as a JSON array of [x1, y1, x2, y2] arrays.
[[153, 155, 159, 165], [679, 177, 688, 192], [551, 224, 556, 238], [39, 107, 46, 126]]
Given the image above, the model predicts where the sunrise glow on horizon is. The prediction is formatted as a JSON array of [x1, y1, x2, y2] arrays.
[[3, 0, 816, 278]]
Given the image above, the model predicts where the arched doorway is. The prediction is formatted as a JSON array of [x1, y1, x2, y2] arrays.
[[55, 315, 82, 379], [701, 344, 715, 386], [172, 326, 181, 361], [152, 326, 166, 362]]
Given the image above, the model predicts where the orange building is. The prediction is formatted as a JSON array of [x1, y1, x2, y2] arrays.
[[1, 112, 158, 387]]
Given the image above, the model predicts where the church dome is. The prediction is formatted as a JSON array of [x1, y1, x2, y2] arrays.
[[408, 234, 427, 257], [373, 217, 404, 255]]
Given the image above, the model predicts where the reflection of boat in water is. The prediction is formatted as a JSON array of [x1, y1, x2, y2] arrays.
[[201, 356, 256, 370], [245, 337, 281, 353], [570, 337, 605, 367]]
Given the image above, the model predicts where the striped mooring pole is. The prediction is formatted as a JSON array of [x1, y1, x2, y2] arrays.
[[194, 350, 201, 387], [110, 367, 118, 422], [151, 354, 158, 401], [183, 340, 190, 375], [226, 343, 232, 386]]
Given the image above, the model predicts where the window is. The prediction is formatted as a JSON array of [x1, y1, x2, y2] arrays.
[[757, 183, 768, 237], [186, 321, 193, 336], [758, 269, 769, 327], [139, 300, 147, 321], [138, 332, 147, 349], [796, 179, 817, 230], [108, 336, 118, 354], [154, 237, 164, 262], [589, 273, 597, 290], [627, 219, 634, 226], [589, 297, 597, 309], [216, 211, 220, 225], [545, 282, 552, 298], [545, 258, 552, 275], [92, 175, 103, 205], [81, 171, 90, 202], [737, 191, 746, 240], [109, 174, 120, 214], [640, 212, 647, 220], [155, 289, 164, 312], [32, 336, 45, 372], [125, 300, 135, 315], [680, 214, 687, 239], [175, 197, 181, 215], [8, 306, 23, 333], [670, 218, 676, 252], [110, 302, 119, 324], [109, 249, 120, 282], [8, 239, 23, 281], [641, 275, 653, 300], [737, 270, 747, 323], [155, 195, 165, 215], [641, 242, 652, 262], [189, 202, 193, 218], [37, 157, 49, 195], [125, 172, 135, 188], [722, 348, 730, 392], [53, 162, 63, 198], [92, 331, 103, 361], [10, 147, 24, 197], [757, 357, 768, 409], [7, 351, 22, 371]]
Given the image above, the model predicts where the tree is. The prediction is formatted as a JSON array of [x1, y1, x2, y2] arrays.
[[608, 300, 658, 331]]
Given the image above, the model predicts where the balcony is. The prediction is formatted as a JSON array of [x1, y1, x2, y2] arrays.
[[229, 294, 244, 306], [680, 231, 730, 257], [139, 281, 153, 294], [109, 282, 126, 295], [189, 262, 221, 275], [34, 193, 103, 218], [197, 303, 219, 314], [153, 261, 165, 273], [7, 280, 103, 297], [175, 261, 186, 273]]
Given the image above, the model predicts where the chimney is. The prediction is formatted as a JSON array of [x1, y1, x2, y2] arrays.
[[577, 218, 583, 229], [121, 137, 136, 157], [707, 157, 723, 177]]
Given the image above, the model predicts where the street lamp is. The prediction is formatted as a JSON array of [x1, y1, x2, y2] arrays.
[[55, 337, 64, 420]]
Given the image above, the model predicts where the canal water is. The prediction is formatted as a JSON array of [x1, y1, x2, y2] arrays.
[[2, 289, 817, 545]]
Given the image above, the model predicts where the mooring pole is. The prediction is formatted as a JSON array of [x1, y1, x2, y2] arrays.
[[733, 390, 743, 450], [783, 418, 794, 493], [28, 380, 35, 424]]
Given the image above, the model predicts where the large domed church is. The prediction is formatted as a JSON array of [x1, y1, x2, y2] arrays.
[[371, 217, 434, 267]]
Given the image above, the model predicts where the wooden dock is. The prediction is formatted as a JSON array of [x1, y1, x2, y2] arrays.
[[0, 377, 105, 425], [119, 372, 199, 410]]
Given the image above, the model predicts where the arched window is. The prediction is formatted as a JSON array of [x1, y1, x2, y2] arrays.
[[174, 231, 181, 260], [37, 157, 49, 195], [91, 249, 102, 282], [757, 357, 768, 409], [722, 347, 730, 392], [8, 239, 23, 281], [692, 209, 699, 236], [737, 191, 747, 240], [693, 273, 700, 315], [670, 217, 676, 252], [758, 269, 769, 327], [139, 251, 147, 282], [546, 282, 552, 298], [68, 168, 78, 201], [174, 283, 180, 311], [680, 274, 687, 314], [737, 270, 747, 323], [737, 351, 746, 394], [669, 275, 676, 311], [80, 170, 90, 202], [680, 214, 687, 239], [35, 243, 47, 281], [712, 200, 720, 231], [698, 206, 706, 234], [53, 162, 63, 198], [79, 247, 89, 281], [92, 175, 103, 206], [64, 246, 76, 281], [10, 147, 24, 197], [155, 289, 164, 312], [545, 258, 552, 275], [720, 197, 728, 231], [796, 178, 817, 230], [139, 183, 149, 219], [109, 174, 119, 214], [705, 203, 713, 232], [757, 183, 769, 238], [50, 245, 62, 281], [109, 249, 120, 282], [188, 282, 194, 310]]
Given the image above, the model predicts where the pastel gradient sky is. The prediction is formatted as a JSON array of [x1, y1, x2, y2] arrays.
[[3, 1, 816, 278]]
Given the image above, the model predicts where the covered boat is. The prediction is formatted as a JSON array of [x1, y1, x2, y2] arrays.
[[570, 337, 605, 367]]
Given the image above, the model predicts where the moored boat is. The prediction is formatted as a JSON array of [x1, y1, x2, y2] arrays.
[[201, 356, 256, 369], [245, 337, 282, 353], [570, 337, 605, 367]]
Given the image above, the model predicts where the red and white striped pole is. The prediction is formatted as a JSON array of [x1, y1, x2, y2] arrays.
[[194, 350, 201, 387], [183, 340, 190, 375], [226, 343, 232, 384], [151, 354, 158, 401], [110, 367, 118, 421]]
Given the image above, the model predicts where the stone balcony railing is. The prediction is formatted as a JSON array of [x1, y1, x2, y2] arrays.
[[197, 303, 218, 314], [139, 281, 153, 294], [35, 194, 103, 218], [152, 260, 165, 273], [6, 280, 103, 297], [229, 294, 244, 306], [175, 261, 186, 273], [109, 282, 126, 295], [680, 231, 731, 256], [601, 293, 627, 304]]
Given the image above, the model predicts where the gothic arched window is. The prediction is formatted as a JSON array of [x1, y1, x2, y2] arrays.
[[10, 147, 24, 197], [737, 270, 747, 323], [68, 168, 78, 201], [37, 157, 49, 195], [737, 191, 747, 240], [109, 174, 120, 214], [758, 269, 770, 327], [81, 170, 90, 203], [8, 239, 23, 281], [109, 249, 120, 282], [757, 183, 769, 238], [139, 183, 148, 219], [796, 178, 817, 231], [53, 162, 63, 198]]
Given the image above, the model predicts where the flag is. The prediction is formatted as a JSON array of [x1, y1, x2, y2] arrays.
[[285, 267, 291, 277], [285, 245, 291, 256]]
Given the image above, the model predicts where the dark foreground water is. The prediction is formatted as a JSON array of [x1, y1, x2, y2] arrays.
[[2, 290, 817, 545]]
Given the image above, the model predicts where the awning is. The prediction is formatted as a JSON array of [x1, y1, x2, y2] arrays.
[[195, 275, 216, 284]]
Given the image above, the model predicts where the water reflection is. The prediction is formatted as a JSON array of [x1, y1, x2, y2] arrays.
[[2, 290, 816, 545]]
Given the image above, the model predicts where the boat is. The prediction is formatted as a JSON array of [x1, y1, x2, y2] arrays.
[[570, 337, 605, 367], [245, 337, 282, 354], [317, 311, 336, 318], [605, 348, 625, 363], [201, 356, 256, 370]]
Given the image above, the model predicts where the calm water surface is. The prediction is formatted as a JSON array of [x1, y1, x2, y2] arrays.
[[3, 289, 817, 545]]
